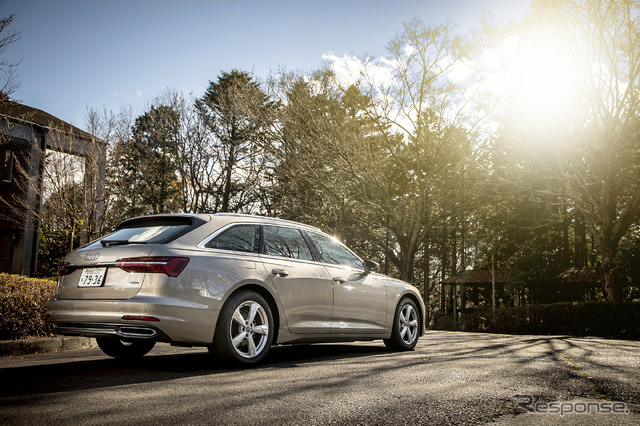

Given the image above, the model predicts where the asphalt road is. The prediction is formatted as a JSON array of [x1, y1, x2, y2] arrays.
[[1, 331, 638, 425]]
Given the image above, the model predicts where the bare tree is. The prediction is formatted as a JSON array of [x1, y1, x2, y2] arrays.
[[332, 19, 478, 283], [162, 90, 225, 214], [269, 20, 479, 293], [0, 14, 22, 99]]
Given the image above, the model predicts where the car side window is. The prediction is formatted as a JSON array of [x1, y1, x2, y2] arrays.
[[307, 232, 364, 269], [263, 225, 314, 261], [205, 224, 259, 253]]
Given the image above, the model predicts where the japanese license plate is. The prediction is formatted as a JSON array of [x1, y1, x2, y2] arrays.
[[78, 267, 107, 287]]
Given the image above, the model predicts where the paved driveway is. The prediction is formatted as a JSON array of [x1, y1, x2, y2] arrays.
[[1, 331, 638, 425]]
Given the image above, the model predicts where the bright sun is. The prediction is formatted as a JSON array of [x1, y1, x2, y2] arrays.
[[510, 43, 579, 125], [501, 32, 586, 137]]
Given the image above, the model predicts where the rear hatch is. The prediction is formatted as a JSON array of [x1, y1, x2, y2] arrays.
[[57, 216, 203, 300]]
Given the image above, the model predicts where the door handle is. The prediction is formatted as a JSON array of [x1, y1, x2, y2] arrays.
[[271, 268, 289, 277], [332, 276, 347, 284]]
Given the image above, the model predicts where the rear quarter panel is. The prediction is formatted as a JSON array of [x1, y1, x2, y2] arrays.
[[147, 244, 287, 340]]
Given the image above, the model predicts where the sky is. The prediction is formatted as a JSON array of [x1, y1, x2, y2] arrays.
[[1, 0, 532, 130]]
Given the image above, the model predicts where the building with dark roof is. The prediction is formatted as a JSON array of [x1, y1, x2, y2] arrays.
[[0, 100, 106, 276]]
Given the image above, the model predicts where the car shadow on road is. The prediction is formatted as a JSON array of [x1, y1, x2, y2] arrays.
[[0, 343, 391, 398], [266, 342, 389, 366]]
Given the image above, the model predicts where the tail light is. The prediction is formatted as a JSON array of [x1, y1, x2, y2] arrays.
[[58, 262, 72, 276], [115, 257, 190, 277]]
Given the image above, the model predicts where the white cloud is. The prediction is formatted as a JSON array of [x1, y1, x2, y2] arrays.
[[322, 52, 396, 90], [322, 52, 414, 135], [322, 52, 364, 86], [403, 45, 417, 57], [136, 90, 143, 97]]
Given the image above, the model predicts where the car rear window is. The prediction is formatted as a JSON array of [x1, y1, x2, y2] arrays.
[[85, 217, 202, 248]]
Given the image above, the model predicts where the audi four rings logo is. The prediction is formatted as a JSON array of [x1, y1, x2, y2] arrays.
[[84, 252, 100, 261]]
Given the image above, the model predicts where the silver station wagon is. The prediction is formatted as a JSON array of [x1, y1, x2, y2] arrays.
[[48, 214, 425, 365]]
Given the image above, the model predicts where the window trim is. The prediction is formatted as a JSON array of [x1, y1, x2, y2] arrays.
[[303, 230, 365, 271], [197, 222, 366, 270]]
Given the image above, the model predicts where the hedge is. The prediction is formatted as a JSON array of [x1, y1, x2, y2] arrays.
[[433, 301, 640, 339], [0, 274, 56, 340]]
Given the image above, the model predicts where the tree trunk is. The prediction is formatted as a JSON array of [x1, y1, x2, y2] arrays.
[[221, 144, 236, 213], [491, 251, 496, 314], [400, 249, 416, 283], [452, 283, 458, 328], [599, 192, 624, 302], [68, 219, 75, 252], [441, 234, 447, 313], [562, 198, 570, 266], [602, 245, 621, 302], [423, 243, 430, 327], [574, 210, 586, 268]]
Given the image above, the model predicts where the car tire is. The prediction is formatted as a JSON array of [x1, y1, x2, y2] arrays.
[[209, 290, 274, 366], [384, 297, 420, 351], [96, 337, 156, 359]]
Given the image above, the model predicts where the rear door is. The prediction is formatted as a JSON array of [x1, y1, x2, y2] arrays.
[[259, 225, 333, 334]]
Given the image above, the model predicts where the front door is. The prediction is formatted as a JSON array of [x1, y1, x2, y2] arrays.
[[304, 231, 388, 334], [324, 264, 388, 334]]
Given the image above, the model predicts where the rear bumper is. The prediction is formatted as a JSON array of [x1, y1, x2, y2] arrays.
[[50, 322, 170, 341], [47, 296, 219, 345]]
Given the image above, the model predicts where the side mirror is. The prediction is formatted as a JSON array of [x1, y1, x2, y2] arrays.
[[364, 259, 380, 274]]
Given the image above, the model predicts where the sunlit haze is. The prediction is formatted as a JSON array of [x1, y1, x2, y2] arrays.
[[503, 32, 586, 136]]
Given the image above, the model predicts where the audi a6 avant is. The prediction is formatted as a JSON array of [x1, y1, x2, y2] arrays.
[[48, 214, 425, 365]]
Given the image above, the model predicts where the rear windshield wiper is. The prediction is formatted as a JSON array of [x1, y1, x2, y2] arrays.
[[100, 239, 148, 247]]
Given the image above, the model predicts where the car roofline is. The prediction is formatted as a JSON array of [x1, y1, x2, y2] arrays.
[[113, 212, 327, 239], [211, 213, 323, 233]]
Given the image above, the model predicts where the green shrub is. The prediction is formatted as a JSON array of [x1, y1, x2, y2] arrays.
[[435, 301, 640, 339], [0, 273, 56, 340], [432, 312, 455, 330]]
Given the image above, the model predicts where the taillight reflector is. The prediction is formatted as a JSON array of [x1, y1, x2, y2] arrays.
[[115, 257, 190, 277], [122, 315, 160, 322]]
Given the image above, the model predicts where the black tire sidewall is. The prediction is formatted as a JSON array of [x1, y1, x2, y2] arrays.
[[387, 297, 419, 351]]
